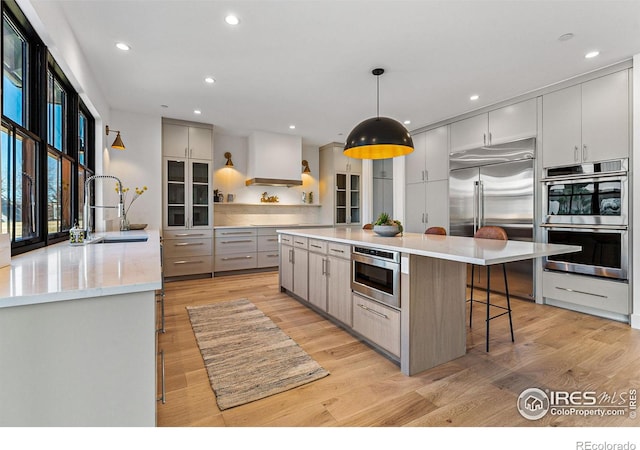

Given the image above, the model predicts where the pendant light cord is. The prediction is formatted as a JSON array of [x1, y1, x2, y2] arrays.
[[376, 74, 380, 119]]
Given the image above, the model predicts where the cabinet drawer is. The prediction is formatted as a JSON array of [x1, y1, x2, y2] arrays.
[[279, 234, 294, 245], [257, 227, 278, 236], [292, 237, 308, 249], [214, 228, 257, 237], [164, 255, 212, 277], [215, 236, 257, 255], [163, 229, 212, 239], [214, 252, 258, 272], [352, 294, 400, 357], [328, 242, 350, 259], [542, 271, 630, 314], [163, 238, 212, 257], [257, 251, 280, 268], [258, 235, 279, 252], [308, 239, 328, 254]]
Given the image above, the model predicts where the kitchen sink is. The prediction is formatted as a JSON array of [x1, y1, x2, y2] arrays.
[[87, 235, 149, 244]]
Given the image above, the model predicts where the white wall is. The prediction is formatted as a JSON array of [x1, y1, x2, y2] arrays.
[[103, 110, 162, 231]]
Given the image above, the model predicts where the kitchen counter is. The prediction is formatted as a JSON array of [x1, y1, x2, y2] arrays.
[[277, 228, 580, 376], [0, 230, 161, 425], [0, 230, 161, 309], [275, 227, 580, 265]]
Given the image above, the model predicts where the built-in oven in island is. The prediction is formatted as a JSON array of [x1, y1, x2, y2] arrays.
[[541, 159, 628, 281], [351, 246, 400, 308]]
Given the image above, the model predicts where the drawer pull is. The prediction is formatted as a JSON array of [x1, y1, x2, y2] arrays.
[[174, 233, 205, 237], [221, 240, 254, 244], [267, 238, 278, 242], [357, 303, 389, 319], [295, 240, 305, 245], [555, 286, 608, 299], [330, 248, 345, 253], [173, 260, 204, 265], [310, 244, 322, 249], [174, 242, 204, 246], [222, 256, 253, 261], [221, 231, 254, 235], [265, 254, 278, 258]]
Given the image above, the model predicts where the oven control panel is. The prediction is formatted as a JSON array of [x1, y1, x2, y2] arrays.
[[353, 246, 399, 262]]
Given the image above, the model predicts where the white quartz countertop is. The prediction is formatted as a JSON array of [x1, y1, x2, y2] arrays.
[[277, 228, 581, 265], [214, 224, 331, 229], [0, 230, 162, 309]]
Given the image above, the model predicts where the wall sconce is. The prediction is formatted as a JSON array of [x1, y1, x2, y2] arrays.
[[105, 125, 126, 150], [224, 152, 234, 167], [302, 159, 311, 174]]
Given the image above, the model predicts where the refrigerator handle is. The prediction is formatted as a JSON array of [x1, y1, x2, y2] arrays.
[[473, 180, 479, 233], [479, 180, 485, 228]]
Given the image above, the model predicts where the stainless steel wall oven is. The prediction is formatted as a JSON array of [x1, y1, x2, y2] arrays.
[[352, 246, 400, 308], [541, 159, 628, 281]]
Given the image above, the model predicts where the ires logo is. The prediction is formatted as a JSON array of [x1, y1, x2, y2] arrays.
[[517, 388, 636, 421]]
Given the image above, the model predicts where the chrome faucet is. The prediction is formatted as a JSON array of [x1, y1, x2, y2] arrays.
[[84, 175, 125, 240]]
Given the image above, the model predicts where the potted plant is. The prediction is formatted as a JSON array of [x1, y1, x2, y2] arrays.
[[373, 212, 403, 237]]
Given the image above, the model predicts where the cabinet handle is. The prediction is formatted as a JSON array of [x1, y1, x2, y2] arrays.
[[173, 260, 204, 265], [421, 213, 425, 223], [174, 242, 203, 246], [574, 145, 579, 162], [322, 258, 327, 275], [221, 231, 254, 235], [357, 303, 389, 320], [421, 170, 425, 181], [265, 254, 278, 258], [310, 244, 322, 249], [555, 286, 607, 298], [330, 248, 345, 253], [289, 249, 294, 263], [582, 144, 588, 161], [425, 213, 429, 223], [267, 238, 278, 242], [156, 290, 165, 334], [174, 233, 205, 237], [425, 170, 429, 181], [184, 147, 188, 157], [157, 349, 166, 404], [483, 133, 486, 145], [294, 240, 305, 245], [488, 132, 492, 145], [221, 256, 253, 261], [221, 240, 254, 244]]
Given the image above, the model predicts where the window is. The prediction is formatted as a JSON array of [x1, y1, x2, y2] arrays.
[[1, 1, 95, 253], [2, 14, 27, 127]]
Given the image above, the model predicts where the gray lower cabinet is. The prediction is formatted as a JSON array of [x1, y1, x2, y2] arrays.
[[308, 239, 329, 311], [163, 229, 213, 277], [279, 235, 308, 301], [352, 293, 401, 357], [326, 242, 352, 326], [214, 228, 258, 272]]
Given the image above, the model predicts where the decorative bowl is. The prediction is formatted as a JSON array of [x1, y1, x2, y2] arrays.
[[373, 225, 401, 237], [129, 223, 148, 230]]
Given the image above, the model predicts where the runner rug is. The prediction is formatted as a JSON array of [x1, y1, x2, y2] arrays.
[[186, 298, 330, 410]]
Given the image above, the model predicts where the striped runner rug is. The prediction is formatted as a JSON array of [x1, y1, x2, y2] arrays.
[[187, 298, 330, 410]]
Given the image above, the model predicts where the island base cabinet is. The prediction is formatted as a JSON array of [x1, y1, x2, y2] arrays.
[[0, 292, 156, 426], [352, 293, 400, 357]]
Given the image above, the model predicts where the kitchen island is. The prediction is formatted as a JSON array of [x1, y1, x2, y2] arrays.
[[277, 227, 580, 376], [0, 230, 162, 426]]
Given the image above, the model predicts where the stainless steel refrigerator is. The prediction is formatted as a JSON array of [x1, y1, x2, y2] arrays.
[[449, 138, 535, 300]]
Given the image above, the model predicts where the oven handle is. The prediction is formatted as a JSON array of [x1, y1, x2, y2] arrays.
[[541, 171, 628, 183], [541, 223, 627, 231]]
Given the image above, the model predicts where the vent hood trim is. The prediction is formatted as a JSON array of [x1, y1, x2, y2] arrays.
[[245, 177, 303, 187]]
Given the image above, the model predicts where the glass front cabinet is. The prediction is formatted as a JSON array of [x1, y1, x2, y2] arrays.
[[164, 157, 212, 229], [335, 172, 360, 225]]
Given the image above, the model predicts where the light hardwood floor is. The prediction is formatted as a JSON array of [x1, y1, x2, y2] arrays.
[[157, 271, 640, 427]]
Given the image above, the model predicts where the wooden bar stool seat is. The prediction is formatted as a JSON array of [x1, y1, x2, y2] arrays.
[[425, 226, 447, 235], [469, 226, 514, 352]]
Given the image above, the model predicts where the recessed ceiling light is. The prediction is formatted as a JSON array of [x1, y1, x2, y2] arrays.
[[470, 95, 479, 101], [289, 125, 296, 130], [194, 109, 202, 115], [115, 42, 130, 51], [403, 120, 411, 125], [585, 50, 600, 59], [225, 15, 240, 25], [558, 33, 574, 42], [204, 77, 215, 84]]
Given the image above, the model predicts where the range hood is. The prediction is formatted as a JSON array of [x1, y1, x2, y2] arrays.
[[449, 137, 536, 170], [245, 131, 303, 187]]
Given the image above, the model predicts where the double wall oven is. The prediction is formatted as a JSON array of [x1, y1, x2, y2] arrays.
[[541, 159, 628, 281]]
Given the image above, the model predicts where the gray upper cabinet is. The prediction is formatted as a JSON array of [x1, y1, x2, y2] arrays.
[[162, 123, 213, 160], [542, 69, 629, 168], [406, 125, 449, 184], [450, 98, 537, 153], [373, 158, 393, 179]]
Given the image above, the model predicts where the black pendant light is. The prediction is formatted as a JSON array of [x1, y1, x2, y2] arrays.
[[344, 68, 413, 159]]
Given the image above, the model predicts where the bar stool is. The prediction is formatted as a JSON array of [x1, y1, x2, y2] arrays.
[[425, 226, 447, 235], [362, 223, 373, 230], [468, 226, 514, 352]]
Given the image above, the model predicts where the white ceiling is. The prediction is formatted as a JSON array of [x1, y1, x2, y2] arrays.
[[34, 0, 640, 147]]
